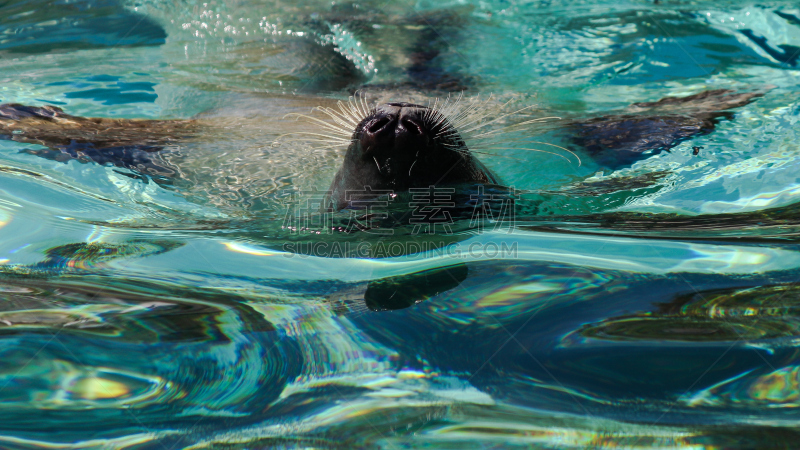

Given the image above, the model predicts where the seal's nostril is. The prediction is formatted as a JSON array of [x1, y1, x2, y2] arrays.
[[400, 117, 425, 135], [367, 116, 393, 134]]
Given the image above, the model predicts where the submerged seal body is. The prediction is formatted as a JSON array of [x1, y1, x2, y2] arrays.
[[0, 89, 766, 204], [325, 102, 500, 210]]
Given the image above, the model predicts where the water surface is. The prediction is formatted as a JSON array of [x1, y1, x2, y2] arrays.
[[1, 0, 800, 448]]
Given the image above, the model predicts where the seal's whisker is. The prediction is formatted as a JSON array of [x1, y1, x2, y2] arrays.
[[447, 96, 491, 130], [467, 134, 566, 148], [519, 141, 581, 165], [425, 96, 447, 125], [434, 120, 467, 138], [408, 159, 417, 177], [437, 98, 468, 127], [423, 106, 435, 127], [488, 146, 581, 166], [430, 108, 450, 133], [440, 143, 525, 162], [468, 133, 581, 164], [440, 142, 469, 150], [464, 117, 563, 141], [362, 95, 371, 118], [357, 91, 372, 120], [468, 135, 569, 148], [434, 130, 462, 142], [448, 93, 487, 120], [277, 131, 353, 141], [468, 151, 526, 162], [439, 93, 462, 119], [355, 90, 374, 122], [431, 111, 451, 132], [284, 111, 352, 131], [449, 95, 497, 129], [429, 97, 442, 116], [343, 96, 370, 125], [458, 103, 540, 135], [284, 113, 353, 136], [304, 144, 353, 152], [338, 100, 361, 125], [511, 116, 562, 124], [326, 102, 366, 125], [439, 142, 469, 151], [349, 92, 365, 121], [315, 104, 350, 122], [475, 138, 577, 156], [448, 96, 541, 139], [279, 137, 355, 145], [321, 105, 360, 128], [450, 91, 466, 110]]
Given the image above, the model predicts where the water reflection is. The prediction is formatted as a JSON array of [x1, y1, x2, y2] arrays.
[[575, 284, 800, 342], [0, 277, 301, 440], [1, 0, 800, 447], [685, 364, 800, 409], [0, 255, 798, 446]]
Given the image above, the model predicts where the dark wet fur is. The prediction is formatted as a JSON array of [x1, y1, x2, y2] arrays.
[[0, 103, 193, 183], [553, 171, 671, 196], [573, 89, 765, 168]]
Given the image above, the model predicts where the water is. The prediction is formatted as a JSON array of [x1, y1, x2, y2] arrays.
[[1, 0, 799, 447]]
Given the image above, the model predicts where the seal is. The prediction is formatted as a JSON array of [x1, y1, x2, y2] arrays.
[[325, 101, 500, 211], [0, 89, 766, 201]]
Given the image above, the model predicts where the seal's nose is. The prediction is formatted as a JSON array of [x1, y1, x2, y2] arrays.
[[359, 104, 398, 155], [397, 108, 426, 136], [395, 106, 431, 155], [360, 103, 431, 157]]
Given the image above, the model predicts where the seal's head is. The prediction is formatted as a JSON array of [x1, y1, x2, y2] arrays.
[[326, 102, 499, 210]]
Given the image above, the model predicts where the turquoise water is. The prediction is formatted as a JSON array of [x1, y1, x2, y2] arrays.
[[1, 0, 800, 447]]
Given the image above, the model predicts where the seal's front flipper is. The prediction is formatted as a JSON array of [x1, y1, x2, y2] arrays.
[[574, 114, 721, 168], [573, 89, 767, 169], [626, 89, 766, 116], [0, 104, 194, 182]]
